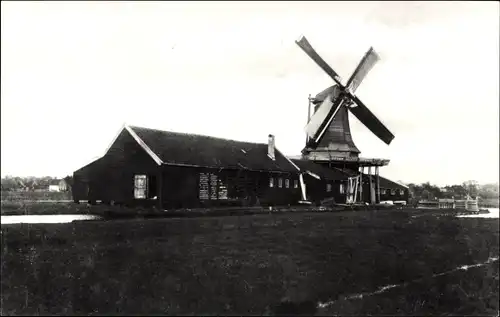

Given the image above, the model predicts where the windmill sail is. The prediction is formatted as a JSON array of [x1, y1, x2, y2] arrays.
[[349, 95, 395, 145], [304, 93, 345, 144], [296, 34, 395, 153], [346, 47, 381, 94], [295, 35, 344, 87], [305, 94, 335, 140]]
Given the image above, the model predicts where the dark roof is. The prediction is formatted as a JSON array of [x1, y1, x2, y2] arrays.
[[358, 173, 408, 190], [376, 176, 408, 190], [74, 157, 104, 176], [128, 126, 299, 173], [291, 159, 351, 180]]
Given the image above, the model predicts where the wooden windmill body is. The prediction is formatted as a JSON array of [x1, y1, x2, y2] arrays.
[[295, 36, 395, 204]]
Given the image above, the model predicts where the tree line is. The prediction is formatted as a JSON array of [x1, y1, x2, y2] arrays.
[[406, 180, 499, 201], [1, 176, 74, 192], [1, 176, 498, 202]]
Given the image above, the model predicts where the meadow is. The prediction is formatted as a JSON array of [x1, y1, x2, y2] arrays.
[[1, 191, 72, 202], [1, 207, 498, 316]]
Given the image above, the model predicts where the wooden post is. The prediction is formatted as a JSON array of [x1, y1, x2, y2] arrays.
[[359, 166, 363, 203], [368, 166, 374, 204], [158, 169, 163, 210], [306, 94, 312, 145], [375, 166, 380, 203]]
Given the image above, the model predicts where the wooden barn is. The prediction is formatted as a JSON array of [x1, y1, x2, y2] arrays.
[[72, 125, 303, 209], [376, 177, 409, 203], [291, 159, 350, 204]]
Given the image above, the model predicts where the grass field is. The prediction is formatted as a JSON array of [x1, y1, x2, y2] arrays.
[[0, 200, 404, 217], [1, 207, 498, 315], [1, 191, 72, 202]]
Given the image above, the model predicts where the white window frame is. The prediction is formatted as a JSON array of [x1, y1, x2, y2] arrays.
[[381, 189, 386, 195], [391, 189, 396, 195], [285, 179, 290, 188], [399, 189, 404, 195], [340, 184, 345, 194], [269, 177, 274, 188], [134, 174, 148, 199], [278, 178, 283, 188], [294, 180, 298, 188], [327, 183, 332, 192]]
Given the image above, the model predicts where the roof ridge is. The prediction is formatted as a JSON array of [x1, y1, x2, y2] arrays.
[[128, 125, 268, 146]]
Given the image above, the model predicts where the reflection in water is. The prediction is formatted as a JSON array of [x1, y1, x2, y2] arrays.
[[1, 214, 101, 224], [458, 208, 499, 219]]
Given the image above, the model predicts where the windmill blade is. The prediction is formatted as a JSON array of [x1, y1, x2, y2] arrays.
[[349, 95, 395, 145], [295, 35, 344, 87], [304, 94, 335, 140], [345, 47, 381, 94], [304, 94, 345, 145], [311, 85, 341, 105]]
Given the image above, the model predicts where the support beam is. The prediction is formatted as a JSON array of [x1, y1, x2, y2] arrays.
[[375, 166, 380, 203], [359, 166, 363, 203], [368, 166, 374, 204], [306, 94, 312, 145], [157, 170, 163, 210]]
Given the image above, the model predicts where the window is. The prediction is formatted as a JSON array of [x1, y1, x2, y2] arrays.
[[399, 189, 404, 195], [381, 189, 386, 195], [218, 179, 228, 200], [210, 174, 218, 200], [285, 179, 290, 188], [327, 184, 332, 192], [340, 184, 345, 194], [134, 175, 147, 199], [199, 173, 209, 200], [278, 178, 283, 188], [391, 189, 396, 195], [269, 177, 274, 188], [294, 180, 298, 188]]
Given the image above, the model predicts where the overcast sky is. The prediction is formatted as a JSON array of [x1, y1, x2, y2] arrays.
[[1, 1, 499, 186]]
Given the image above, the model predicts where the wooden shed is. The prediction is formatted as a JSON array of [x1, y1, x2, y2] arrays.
[[72, 125, 302, 209], [291, 159, 351, 204]]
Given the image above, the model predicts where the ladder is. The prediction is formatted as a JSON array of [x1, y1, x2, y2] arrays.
[[346, 175, 361, 204]]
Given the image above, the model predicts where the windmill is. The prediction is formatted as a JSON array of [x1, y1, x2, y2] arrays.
[[295, 35, 395, 204]]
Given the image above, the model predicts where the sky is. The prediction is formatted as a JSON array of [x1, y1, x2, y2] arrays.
[[1, 1, 499, 186]]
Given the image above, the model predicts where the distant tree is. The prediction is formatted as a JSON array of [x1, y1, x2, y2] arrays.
[[421, 189, 432, 200], [1, 176, 18, 191], [463, 180, 479, 198], [63, 175, 74, 192], [477, 183, 499, 199]]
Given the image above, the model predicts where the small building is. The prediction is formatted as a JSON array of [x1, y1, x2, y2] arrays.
[[72, 125, 302, 209], [58, 179, 69, 192], [438, 198, 455, 209], [48, 179, 62, 192], [376, 177, 409, 203]]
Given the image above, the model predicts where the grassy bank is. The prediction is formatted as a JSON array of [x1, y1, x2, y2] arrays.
[[479, 198, 499, 208], [1, 209, 498, 315], [1, 191, 72, 202], [1, 200, 490, 218], [0, 201, 397, 217]]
